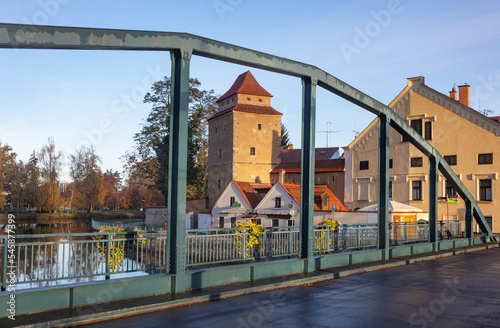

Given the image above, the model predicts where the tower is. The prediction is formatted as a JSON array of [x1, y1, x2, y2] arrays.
[[207, 71, 282, 208]]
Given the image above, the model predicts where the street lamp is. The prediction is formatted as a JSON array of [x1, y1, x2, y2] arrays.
[[142, 198, 146, 226]]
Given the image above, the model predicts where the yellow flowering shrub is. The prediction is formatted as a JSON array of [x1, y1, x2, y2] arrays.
[[234, 220, 263, 259], [315, 219, 340, 252]]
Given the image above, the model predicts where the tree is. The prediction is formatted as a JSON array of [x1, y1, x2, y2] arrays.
[[0, 141, 17, 193], [281, 123, 291, 149], [103, 169, 121, 210], [38, 138, 63, 213], [70, 146, 104, 212], [123, 76, 217, 201], [24, 150, 40, 212]]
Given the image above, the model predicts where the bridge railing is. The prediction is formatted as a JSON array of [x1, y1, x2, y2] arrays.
[[390, 221, 430, 245], [0, 231, 167, 290], [438, 220, 461, 239]]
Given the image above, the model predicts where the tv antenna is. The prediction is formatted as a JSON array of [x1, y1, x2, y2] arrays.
[[317, 122, 339, 148]]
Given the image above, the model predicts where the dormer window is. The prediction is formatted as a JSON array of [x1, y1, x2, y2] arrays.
[[247, 97, 251, 101], [258, 98, 262, 102]]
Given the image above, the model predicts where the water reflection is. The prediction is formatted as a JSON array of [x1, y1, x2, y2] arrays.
[[1, 222, 159, 290]]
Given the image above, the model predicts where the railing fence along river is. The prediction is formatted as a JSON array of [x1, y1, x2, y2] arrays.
[[0, 219, 461, 290]]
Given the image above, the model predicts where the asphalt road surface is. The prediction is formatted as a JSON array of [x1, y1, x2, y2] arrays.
[[83, 248, 500, 328]]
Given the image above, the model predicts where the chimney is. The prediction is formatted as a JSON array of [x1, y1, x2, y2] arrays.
[[458, 84, 470, 107], [278, 169, 284, 183], [289, 144, 293, 150], [449, 86, 457, 100]]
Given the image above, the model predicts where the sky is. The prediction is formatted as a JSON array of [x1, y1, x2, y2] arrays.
[[1, 0, 499, 181]]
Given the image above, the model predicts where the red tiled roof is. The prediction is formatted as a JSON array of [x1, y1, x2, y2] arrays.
[[270, 159, 345, 174], [208, 103, 282, 121], [217, 71, 273, 102], [234, 180, 272, 209], [278, 182, 348, 212]]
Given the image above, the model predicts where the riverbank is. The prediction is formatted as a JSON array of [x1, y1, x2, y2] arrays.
[[0, 211, 142, 224]]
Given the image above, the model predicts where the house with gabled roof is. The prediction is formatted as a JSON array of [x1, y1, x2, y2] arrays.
[[212, 180, 348, 228], [207, 71, 282, 208], [211, 180, 272, 228], [344, 76, 500, 232]]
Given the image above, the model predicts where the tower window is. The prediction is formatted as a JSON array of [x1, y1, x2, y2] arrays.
[[215, 126, 218, 134], [218, 149, 222, 159], [247, 97, 251, 101], [218, 180, 221, 189], [223, 123, 226, 131], [258, 123, 262, 130], [258, 98, 262, 102], [250, 147, 256, 156]]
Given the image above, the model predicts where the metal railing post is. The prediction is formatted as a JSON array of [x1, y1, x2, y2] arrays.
[[105, 234, 111, 280]]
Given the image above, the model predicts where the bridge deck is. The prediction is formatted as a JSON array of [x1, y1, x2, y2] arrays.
[[4, 243, 499, 327]]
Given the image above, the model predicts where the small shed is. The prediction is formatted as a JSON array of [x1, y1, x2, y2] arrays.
[[358, 201, 428, 223]]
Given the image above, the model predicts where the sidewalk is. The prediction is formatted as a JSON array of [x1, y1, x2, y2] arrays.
[[3, 242, 499, 328]]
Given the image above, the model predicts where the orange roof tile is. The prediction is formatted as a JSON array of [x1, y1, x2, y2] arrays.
[[278, 182, 348, 212], [217, 71, 273, 102], [209, 103, 282, 121], [233, 180, 272, 209]]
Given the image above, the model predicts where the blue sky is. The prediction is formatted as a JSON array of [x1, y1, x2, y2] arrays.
[[1, 0, 499, 180]]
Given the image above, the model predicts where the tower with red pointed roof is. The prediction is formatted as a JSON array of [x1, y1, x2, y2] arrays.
[[207, 71, 282, 208]]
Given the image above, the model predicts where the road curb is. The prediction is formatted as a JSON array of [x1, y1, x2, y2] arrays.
[[19, 243, 500, 328]]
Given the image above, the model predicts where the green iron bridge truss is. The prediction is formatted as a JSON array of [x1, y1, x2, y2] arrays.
[[0, 23, 495, 309]]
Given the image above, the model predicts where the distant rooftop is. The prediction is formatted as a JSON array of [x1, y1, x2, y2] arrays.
[[217, 71, 273, 103]]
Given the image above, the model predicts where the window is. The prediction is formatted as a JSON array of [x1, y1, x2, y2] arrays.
[[411, 157, 423, 167], [218, 179, 221, 189], [411, 119, 423, 136], [389, 181, 393, 199], [444, 155, 457, 166], [258, 98, 262, 102], [247, 97, 251, 101], [358, 179, 369, 201], [230, 196, 235, 206], [218, 149, 222, 159], [223, 123, 226, 131], [258, 123, 262, 130], [445, 180, 457, 196], [332, 175, 335, 182], [218, 217, 224, 228], [275, 197, 282, 208], [251, 218, 262, 225], [272, 219, 279, 227], [412, 181, 422, 200], [323, 197, 328, 207], [250, 147, 256, 156], [359, 160, 369, 170], [424, 121, 432, 140], [231, 217, 236, 228], [389, 159, 393, 169], [479, 179, 492, 201], [215, 126, 218, 134], [478, 153, 493, 165], [287, 220, 294, 227]]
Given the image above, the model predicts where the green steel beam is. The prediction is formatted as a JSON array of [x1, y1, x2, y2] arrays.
[[166, 49, 190, 293], [0, 22, 493, 239], [300, 77, 316, 272], [429, 156, 439, 249], [465, 201, 473, 244], [377, 115, 390, 252]]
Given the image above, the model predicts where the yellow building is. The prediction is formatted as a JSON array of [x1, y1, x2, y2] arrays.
[[207, 71, 282, 208], [344, 76, 500, 233]]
